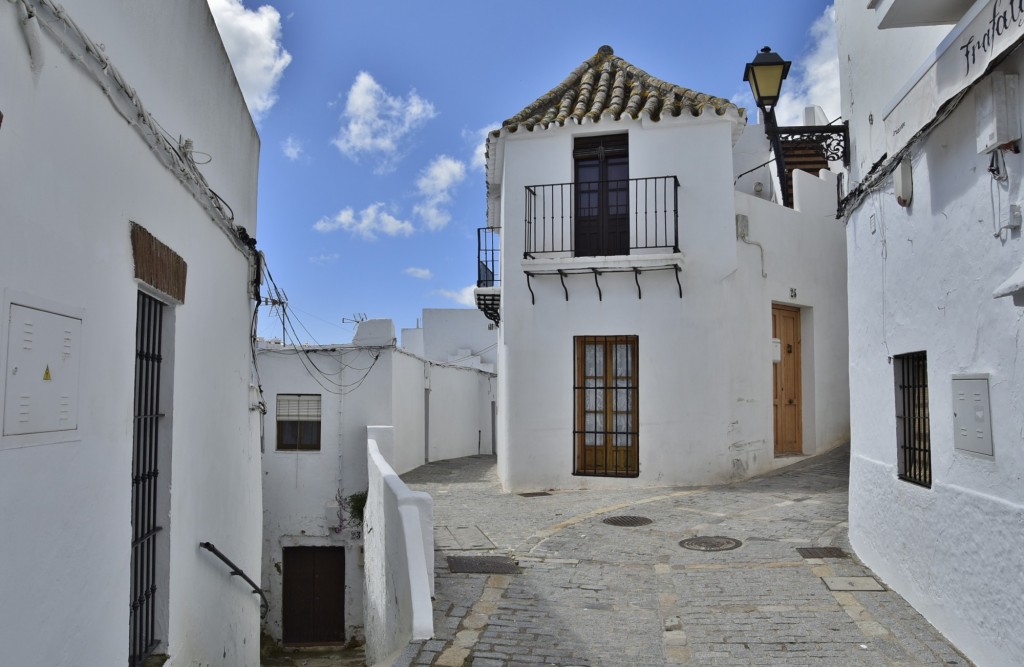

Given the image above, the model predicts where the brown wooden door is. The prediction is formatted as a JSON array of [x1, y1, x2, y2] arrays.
[[282, 547, 345, 645], [574, 336, 639, 477], [772, 305, 803, 456]]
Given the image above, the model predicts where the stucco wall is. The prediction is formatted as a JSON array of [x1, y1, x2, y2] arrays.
[[494, 112, 849, 492], [259, 339, 495, 644], [0, 1, 261, 665], [839, 3, 1024, 665], [364, 432, 433, 666], [421, 308, 498, 367]]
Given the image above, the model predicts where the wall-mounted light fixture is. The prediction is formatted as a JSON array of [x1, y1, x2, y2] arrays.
[[743, 47, 850, 208]]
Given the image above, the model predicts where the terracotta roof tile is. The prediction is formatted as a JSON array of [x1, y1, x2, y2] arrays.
[[501, 45, 738, 133]]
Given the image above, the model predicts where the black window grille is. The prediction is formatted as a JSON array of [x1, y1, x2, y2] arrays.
[[277, 394, 322, 451], [894, 351, 931, 488], [131, 292, 164, 666], [477, 227, 500, 288], [574, 335, 639, 477]]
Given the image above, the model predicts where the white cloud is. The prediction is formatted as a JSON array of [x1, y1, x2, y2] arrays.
[[465, 123, 500, 171], [413, 155, 466, 231], [332, 72, 437, 172], [404, 267, 433, 280], [207, 0, 292, 123], [282, 135, 303, 161], [775, 4, 840, 127], [436, 284, 476, 306], [309, 253, 340, 264], [313, 203, 414, 240]]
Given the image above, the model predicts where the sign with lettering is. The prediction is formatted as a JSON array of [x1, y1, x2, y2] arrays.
[[884, 0, 1024, 155]]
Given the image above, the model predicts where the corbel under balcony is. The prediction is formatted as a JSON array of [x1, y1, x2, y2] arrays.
[[521, 252, 684, 303]]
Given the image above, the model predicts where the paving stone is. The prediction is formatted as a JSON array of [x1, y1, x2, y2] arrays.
[[394, 446, 974, 667]]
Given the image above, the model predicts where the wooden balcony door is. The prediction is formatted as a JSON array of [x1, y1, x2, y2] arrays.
[[574, 134, 629, 257], [772, 304, 803, 456]]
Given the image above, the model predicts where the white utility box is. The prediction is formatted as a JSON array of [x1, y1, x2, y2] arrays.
[[976, 73, 1020, 154], [3, 304, 82, 436], [951, 375, 993, 457]]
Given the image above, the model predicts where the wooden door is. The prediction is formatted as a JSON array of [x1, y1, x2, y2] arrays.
[[772, 305, 803, 456], [282, 547, 345, 645]]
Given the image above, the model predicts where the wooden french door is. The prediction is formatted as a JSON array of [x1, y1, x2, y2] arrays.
[[574, 134, 629, 257], [282, 547, 345, 645], [574, 335, 639, 477], [772, 305, 803, 456]]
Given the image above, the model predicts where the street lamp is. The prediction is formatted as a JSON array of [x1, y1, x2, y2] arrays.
[[743, 46, 849, 208]]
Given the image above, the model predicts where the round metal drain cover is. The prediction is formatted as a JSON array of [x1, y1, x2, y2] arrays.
[[602, 515, 653, 527], [679, 536, 742, 551]]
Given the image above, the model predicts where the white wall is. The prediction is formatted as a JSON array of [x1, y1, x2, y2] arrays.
[[258, 347, 384, 645], [839, 3, 1024, 665], [258, 333, 495, 644], [493, 111, 849, 492], [364, 431, 433, 666], [0, 2, 262, 665], [421, 308, 498, 368]]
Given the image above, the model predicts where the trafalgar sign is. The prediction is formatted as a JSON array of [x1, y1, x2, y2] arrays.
[[884, 0, 1024, 155]]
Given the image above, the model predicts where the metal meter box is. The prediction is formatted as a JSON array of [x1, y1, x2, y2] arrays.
[[951, 375, 993, 457], [3, 304, 82, 436]]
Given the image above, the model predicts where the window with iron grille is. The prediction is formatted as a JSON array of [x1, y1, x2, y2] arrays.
[[894, 351, 931, 488], [131, 292, 165, 666], [277, 394, 322, 451], [574, 335, 638, 477]]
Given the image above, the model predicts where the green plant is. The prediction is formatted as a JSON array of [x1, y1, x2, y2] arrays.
[[344, 491, 367, 528]]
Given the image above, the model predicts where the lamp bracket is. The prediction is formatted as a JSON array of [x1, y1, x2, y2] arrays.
[[774, 122, 850, 166]]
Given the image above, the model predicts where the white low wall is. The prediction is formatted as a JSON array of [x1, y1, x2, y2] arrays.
[[364, 427, 433, 666]]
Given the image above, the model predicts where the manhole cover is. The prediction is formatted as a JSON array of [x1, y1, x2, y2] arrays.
[[602, 515, 653, 527], [679, 536, 742, 551], [519, 491, 551, 497], [797, 547, 847, 559], [447, 555, 519, 574]]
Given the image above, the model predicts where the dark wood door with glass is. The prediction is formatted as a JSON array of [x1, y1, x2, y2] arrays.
[[282, 546, 345, 645], [574, 335, 639, 477], [574, 134, 629, 256]]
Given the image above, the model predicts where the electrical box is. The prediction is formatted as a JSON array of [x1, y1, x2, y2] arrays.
[[976, 72, 1020, 154], [952, 375, 993, 457], [3, 304, 82, 436], [736, 214, 749, 240], [771, 338, 782, 364]]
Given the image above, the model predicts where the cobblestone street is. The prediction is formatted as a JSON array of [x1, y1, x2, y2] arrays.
[[396, 447, 971, 667]]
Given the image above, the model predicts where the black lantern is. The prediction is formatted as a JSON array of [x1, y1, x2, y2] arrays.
[[743, 47, 791, 111], [743, 47, 848, 208]]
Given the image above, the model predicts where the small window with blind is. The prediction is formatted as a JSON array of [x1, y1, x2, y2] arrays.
[[276, 394, 322, 451]]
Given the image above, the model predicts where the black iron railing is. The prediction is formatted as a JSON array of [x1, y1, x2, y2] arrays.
[[477, 227, 500, 288], [199, 541, 269, 618], [524, 176, 679, 258], [895, 351, 931, 488]]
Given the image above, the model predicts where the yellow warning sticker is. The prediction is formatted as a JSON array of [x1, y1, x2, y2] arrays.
[[43, 366, 51, 381]]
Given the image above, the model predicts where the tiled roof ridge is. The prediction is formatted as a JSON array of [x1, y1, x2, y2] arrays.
[[501, 45, 738, 133]]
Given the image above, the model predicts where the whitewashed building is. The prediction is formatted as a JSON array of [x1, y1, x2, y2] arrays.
[[258, 319, 495, 648], [400, 307, 498, 372], [837, 2, 1024, 665], [476, 46, 850, 492], [0, 1, 263, 666]]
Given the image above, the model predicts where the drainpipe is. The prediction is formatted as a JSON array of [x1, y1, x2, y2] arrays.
[[424, 362, 431, 464]]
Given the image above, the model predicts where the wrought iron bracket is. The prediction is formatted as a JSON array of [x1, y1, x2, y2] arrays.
[[557, 270, 569, 301], [775, 121, 850, 166], [591, 268, 602, 301]]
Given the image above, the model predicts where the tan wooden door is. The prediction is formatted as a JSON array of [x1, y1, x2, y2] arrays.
[[772, 305, 803, 456]]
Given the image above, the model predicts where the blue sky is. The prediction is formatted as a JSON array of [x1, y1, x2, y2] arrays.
[[208, 0, 838, 343]]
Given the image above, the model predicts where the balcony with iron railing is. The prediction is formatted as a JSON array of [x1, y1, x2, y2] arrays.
[[475, 226, 501, 325], [524, 176, 679, 258]]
